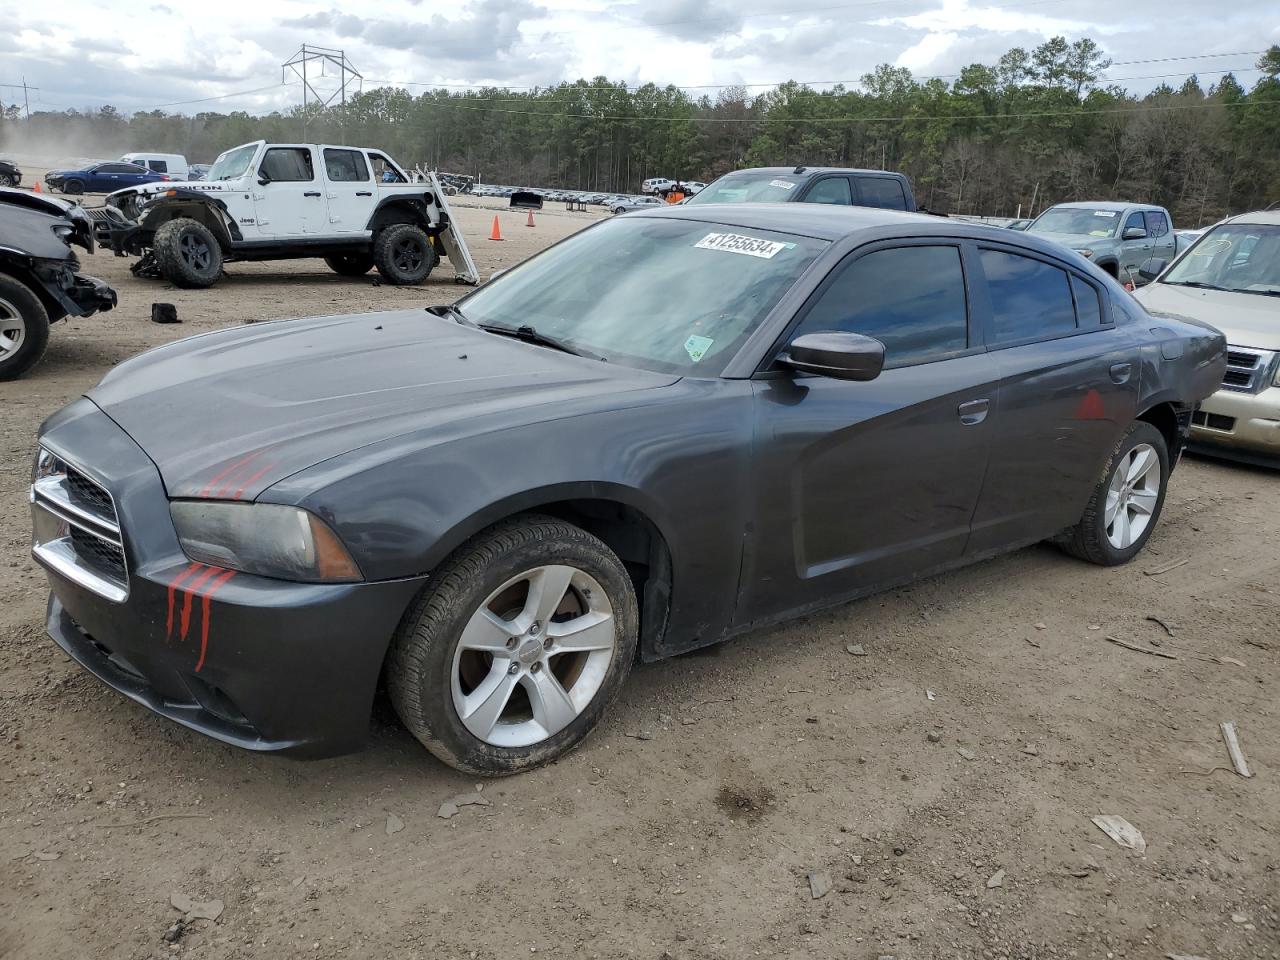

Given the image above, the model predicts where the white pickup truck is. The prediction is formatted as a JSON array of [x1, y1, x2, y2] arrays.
[[92, 140, 478, 288]]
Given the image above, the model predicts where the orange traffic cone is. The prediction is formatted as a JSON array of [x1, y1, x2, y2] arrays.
[[526, 210, 536, 228], [32, 180, 41, 193], [489, 215, 504, 241]]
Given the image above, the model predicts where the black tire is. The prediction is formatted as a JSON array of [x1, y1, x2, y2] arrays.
[[152, 218, 223, 288], [373, 223, 435, 285], [387, 515, 639, 775], [63, 179, 85, 195], [1058, 421, 1169, 566], [0, 273, 51, 381], [324, 252, 375, 277], [0, 173, 16, 188]]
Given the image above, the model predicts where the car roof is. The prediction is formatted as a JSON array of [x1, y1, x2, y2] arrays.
[[719, 166, 904, 179], [1223, 209, 1280, 227], [629, 202, 1086, 258], [1047, 201, 1151, 211]]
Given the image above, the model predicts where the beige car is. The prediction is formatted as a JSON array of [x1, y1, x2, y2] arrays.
[[1135, 210, 1280, 465]]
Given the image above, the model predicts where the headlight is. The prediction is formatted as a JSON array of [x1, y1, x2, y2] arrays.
[[1273, 362, 1280, 389], [169, 501, 361, 583], [1078, 248, 1094, 259]]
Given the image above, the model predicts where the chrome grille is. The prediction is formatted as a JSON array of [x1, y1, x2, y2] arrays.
[[1221, 346, 1275, 394], [30, 448, 129, 602]]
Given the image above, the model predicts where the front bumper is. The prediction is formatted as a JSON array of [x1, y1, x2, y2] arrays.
[[32, 398, 425, 758], [1189, 386, 1280, 464]]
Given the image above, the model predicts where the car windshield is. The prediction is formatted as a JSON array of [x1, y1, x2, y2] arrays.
[[1162, 223, 1280, 295], [457, 216, 826, 375], [207, 144, 258, 182], [1029, 208, 1123, 237], [685, 174, 808, 205]]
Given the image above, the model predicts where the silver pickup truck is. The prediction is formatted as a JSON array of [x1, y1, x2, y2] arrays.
[[1025, 201, 1177, 285]]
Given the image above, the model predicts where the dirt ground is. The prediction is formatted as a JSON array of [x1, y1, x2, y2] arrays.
[[1, 190, 1277, 960]]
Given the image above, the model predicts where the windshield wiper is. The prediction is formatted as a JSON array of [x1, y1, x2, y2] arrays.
[[1164, 280, 1230, 291], [480, 323, 605, 361]]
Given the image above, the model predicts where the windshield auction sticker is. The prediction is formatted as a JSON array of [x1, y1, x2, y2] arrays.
[[769, 179, 797, 190], [685, 335, 714, 362], [695, 232, 788, 259]]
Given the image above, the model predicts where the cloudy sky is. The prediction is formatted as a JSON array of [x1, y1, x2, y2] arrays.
[[2, 0, 1276, 115]]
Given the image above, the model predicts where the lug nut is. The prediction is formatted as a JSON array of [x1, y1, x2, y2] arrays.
[[543, 637, 553, 650], [530, 662, 541, 673], [507, 662, 519, 675], [506, 637, 517, 649], [529, 621, 541, 635]]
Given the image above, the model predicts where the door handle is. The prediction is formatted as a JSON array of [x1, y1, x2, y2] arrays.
[[957, 399, 990, 425], [356, 191, 372, 196], [1109, 362, 1132, 384], [303, 191, 322, 197]]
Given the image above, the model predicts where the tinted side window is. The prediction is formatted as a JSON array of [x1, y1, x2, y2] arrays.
[[794, 245, 968, 366], [149, 160, 168, 173], [323, 148, 370, 182], [1123, 212, 1145, 235], [101, 164, 139, 173], [261, 148, 314, 182], [1144, 210, 1169, 238], [804, 177, 852, 206], [855, 177, 908, 210], [980, 249, 1076, 344], [1071, 275, 1103, 327]]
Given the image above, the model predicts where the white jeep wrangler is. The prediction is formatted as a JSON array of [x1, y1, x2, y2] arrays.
[[92, 141, 478, 288]]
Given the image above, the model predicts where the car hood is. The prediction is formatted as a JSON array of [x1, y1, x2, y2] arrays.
[[1134, 282, 1280, 351], [89, 310, 679, 501], [0, 189, 89, 258], [1026, 230, 1110, 250]]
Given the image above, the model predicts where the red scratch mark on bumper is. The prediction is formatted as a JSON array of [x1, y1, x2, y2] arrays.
[[195, 569, 237, 673], [179, 565, 222, 640], [166, 562, 204, 640]]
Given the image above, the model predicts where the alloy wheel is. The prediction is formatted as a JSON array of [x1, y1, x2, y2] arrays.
[[180, 233, 211, 271], [450, 564, 616, 748], [393, 237, 425, 274], [0, 296, 26, 361], [1105, 442, 1160, 549]]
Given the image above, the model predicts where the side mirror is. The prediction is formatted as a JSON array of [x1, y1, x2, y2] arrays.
[[1122, 227, 1147, 240], [1138, 258, 1167, 282], [257, 173, 272, 186], [782, 332, 885, 382]]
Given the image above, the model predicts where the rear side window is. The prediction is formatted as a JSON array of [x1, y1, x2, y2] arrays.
[[804, 178, 852, 206], [261, 148, 314, 182], [855, 177, 908, 210], [149, 160, 168, 173], [794, 245, 969, 366], [980, 249, 1076, 343], [323, 148, 370, 182], [1144, 210, 1169, 238], [1071, 275, 1103, 327]]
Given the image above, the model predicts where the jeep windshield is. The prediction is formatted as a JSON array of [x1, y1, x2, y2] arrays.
[[684, 174, 805, 205], [1161, 223, 1280, 296], [456, 216, 826, 375], [207, 144, 257, 182], [1029, 208, 1122, 237]]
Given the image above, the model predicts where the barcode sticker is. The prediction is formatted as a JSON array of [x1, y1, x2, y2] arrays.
[[694, 232, 787, 259]]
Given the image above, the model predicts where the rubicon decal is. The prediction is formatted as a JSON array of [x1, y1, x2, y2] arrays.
[[166, 562, 237, 672]]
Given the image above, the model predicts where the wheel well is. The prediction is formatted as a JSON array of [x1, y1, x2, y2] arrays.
[[368, 199, 433, 234], [142, 201, 233, 249], [1097, 260, 1119, 277], [0, 261, 68, 322], [1137, 402, 1179, 457]]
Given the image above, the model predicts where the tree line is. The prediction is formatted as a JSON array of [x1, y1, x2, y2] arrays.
[[5, 39, 1278, 226]]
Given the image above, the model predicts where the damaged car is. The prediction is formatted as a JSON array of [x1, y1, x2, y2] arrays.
[[0, 159, 21, 188], [0, 188, 116, 380]]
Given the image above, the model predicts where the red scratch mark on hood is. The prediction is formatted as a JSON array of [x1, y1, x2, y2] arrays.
[[166, 562, 204, 640], [230, 463, 275, 501], [195, 569, 237, 673], [180, 565, 222, 640], [200, 451, 261, 498]]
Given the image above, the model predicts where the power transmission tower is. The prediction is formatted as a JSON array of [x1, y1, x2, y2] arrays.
[[0, 79, 37, 120], [282, 45, 362, 135]]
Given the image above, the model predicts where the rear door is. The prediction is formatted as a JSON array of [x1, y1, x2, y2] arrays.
[[853, 175, 910, 211], [320, 147, 375, 235], [741, 240, 999, 622], [965, 244, 1139, 554], [252, 146, 327, 237]]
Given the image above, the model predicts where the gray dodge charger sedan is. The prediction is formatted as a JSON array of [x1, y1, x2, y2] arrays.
[[31, 204, 1226, 774]]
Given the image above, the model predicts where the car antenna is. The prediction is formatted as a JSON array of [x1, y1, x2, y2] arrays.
[[793, 165, 807, 174]]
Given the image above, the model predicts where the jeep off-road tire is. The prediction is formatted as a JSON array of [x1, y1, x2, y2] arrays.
[[1058, 421, 1169, 566], [63, 179, 85, 195], [387, 515, 639, 776], [153, 218, 223, 289], [324, 253, 375, 277], [0, 274, 51, 381], [373, 223, 435, 285]]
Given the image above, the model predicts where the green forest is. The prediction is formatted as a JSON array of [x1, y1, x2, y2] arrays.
[[5, 39, 1279, 226]]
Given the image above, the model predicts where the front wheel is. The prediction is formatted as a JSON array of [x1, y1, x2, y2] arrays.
[[373, 223, 435, 285], [387, 515, 639, 775], [1058, 421, 1169, 565], [0, 173, 16, 187], [0, 274, 51, 381], [152, 218, 223, 288], [63, 179, 85, 195]]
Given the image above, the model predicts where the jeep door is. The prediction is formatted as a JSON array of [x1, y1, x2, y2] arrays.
[[320, 147, 375, 235], [741, 240, 998, 622], [252, 147, 328, 237]]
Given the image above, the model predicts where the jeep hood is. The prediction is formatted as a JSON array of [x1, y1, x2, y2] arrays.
[[88, 310, 678, 500], [1135, 282, 1280, 351]]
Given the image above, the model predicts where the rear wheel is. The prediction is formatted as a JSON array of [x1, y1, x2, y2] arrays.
[[388, 515, 639, 775], [324, 252, 375, 277], [0, 274, 51, 381], [1058, 421, 1169, 565], [373, 223, 435, 285], [63, 179, 85, 195], [153, 218, 223, 288]]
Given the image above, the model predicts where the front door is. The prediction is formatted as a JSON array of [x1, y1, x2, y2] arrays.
[[252, 146, 327, 237], [320, 147, 375, 235], [1119, 211, 1154, 281], [740, 241, 998, 624], [966, 244, 1140, 554]]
